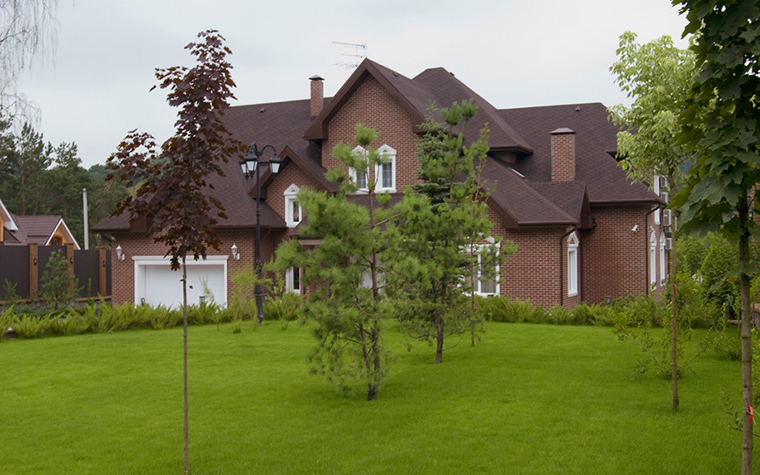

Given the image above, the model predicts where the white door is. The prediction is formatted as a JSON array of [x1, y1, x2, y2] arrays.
[[135, 256, 228, 307]]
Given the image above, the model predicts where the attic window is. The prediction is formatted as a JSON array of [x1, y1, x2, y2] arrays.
[[284, 184, 302, 228], [510, 168, 525, 179]]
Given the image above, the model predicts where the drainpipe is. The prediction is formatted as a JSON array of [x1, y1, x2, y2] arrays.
[[559, 227, 577, 307], [644, 206, 658, 296]]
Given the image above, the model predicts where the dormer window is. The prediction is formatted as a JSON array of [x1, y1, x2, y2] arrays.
[[375, 144, 397, 193], [284, 184, 302, 228], [349, 146, 369, 193]]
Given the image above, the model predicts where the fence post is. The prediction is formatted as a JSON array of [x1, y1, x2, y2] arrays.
[[98, 246, 107, 297], [66, 243, 75, 293], [29, 243, 38, 300]]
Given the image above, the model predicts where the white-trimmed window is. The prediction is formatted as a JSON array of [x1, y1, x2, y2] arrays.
[[468, 241, 500, 296], [349, 145, 368, 192], [649, 231, 657, 286], [567, 231, 579, 297], [653, 175, 661, 225], [659, 233, 666, 284], [375, 144, 397, 193], [286, 267, 301, 295], [284, 184, 301, 228]]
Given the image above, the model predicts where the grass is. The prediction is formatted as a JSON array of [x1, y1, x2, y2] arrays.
[[0, 321, 750, 474]]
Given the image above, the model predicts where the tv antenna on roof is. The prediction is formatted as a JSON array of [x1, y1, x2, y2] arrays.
[[333, 41, 367, 69]]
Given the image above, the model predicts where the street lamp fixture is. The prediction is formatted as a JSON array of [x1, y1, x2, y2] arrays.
[[240, 144, 281, 324]]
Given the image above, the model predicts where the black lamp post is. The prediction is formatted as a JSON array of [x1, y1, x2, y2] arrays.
[[240, 144, 281, 324]]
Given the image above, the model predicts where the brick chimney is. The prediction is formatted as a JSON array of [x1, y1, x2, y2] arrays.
[[550, 127, 576, 182], [310, 75, 324, 117]]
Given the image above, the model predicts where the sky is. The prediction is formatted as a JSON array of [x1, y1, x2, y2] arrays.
[[18, 0, 691, 169]]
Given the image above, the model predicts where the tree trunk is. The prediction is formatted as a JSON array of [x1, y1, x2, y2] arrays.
[[738, 197, 753, 475], [668, 173, 679, 412], [182, 256, 190, 474], [435, 312, 444, 364]]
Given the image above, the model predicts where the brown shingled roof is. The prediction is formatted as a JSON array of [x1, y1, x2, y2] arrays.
[[499, 103, 658, 205]]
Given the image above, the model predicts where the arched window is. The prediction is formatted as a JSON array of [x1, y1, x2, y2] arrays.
[[375, 144, 397, 192], [349, 145, 368, 192], [649, 231, 657, 286], [659, 233, 666, 284], [284, 184, 301, 228], [567, 232, 579, 297]]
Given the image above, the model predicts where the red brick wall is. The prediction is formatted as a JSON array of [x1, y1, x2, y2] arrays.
[[550, 131, 576, 182], [581, 205, 666, 304], [110, 229, 283, 306], [323, 76, 420, 189]]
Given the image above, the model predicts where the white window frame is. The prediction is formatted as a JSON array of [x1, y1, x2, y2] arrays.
[[286, 267, 301, 295], [349, 145, 369, 193], [649, 231, 657, 286], [375, 144, 397, 193], [284, 184, 301, 228], [653, 175, 661, 225], [567, 231, 579, 297], [659, 233, 666, 284], [469, 241, 500, 297]]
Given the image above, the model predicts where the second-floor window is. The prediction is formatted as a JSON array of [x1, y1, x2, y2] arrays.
[[284, 184, 302, 228], [375, 144, 397, 193]]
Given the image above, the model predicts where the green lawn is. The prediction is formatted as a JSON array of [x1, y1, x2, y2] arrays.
[[0, 321, 749, 474]]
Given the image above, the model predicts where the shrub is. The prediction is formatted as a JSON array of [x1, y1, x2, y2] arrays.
[[547, 305, 571, 325], [263, 291, 302, 329], [12, 314, 56, 338], [0, 306, 15, 340], [39, 250, 79, 311]]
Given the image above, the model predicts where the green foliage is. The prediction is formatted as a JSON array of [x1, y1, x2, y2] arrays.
[[609, 30, 696, 184], [389, 100, 513, 363], [0, 306, 15, 340], [263, 291, 302, 330], [276, 125, 392, 400], [39, 250, 78, 310], [677, 233, 709, 277], [3, 279, 20, 304]]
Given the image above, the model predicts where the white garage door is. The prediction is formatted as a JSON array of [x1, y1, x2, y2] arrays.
[[134, 256, 228, 307]]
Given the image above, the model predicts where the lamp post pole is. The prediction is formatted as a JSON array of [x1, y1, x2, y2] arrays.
[[241, 144, 281, 324]]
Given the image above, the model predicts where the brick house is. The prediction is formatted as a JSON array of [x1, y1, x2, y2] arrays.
[[94, 59, 666, 308]]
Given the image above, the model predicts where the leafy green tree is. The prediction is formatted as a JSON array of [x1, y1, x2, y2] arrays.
[[389, 101, 513, 363], [276, 124, 393, 401], [106, 30, 244, 473], [671, 1, 760, 471], [609, 31, 697, 411]]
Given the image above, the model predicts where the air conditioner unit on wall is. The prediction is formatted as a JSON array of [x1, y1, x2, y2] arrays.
[[662, 209, 673, 227], [660, 191, 669, 203], [659, 176, 668, 190], [665, 237, 674, 251]]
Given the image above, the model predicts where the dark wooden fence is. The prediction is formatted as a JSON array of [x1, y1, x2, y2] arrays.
[[0, 243, 111, 302]]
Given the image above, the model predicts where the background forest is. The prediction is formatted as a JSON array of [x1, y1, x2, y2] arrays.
[[0, 119, 127, 246]]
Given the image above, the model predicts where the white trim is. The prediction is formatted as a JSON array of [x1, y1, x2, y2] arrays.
[[375, 144, 397, 193], [0, 199, 17, 231], [659, 233, 666, 284], [349, 145, 369, 192], [286, 267, 301, 295], [471, 243, 500, 297], [567, 231, 579, 297], [653, 175, 661, 225], [46, 218, 80, 250], [649, 232, 657, 286], [133, 255, 229, 307], [284, 184, 302, 228]]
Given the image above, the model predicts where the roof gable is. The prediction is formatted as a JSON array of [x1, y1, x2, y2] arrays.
[[304, 59, 436, 140]]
